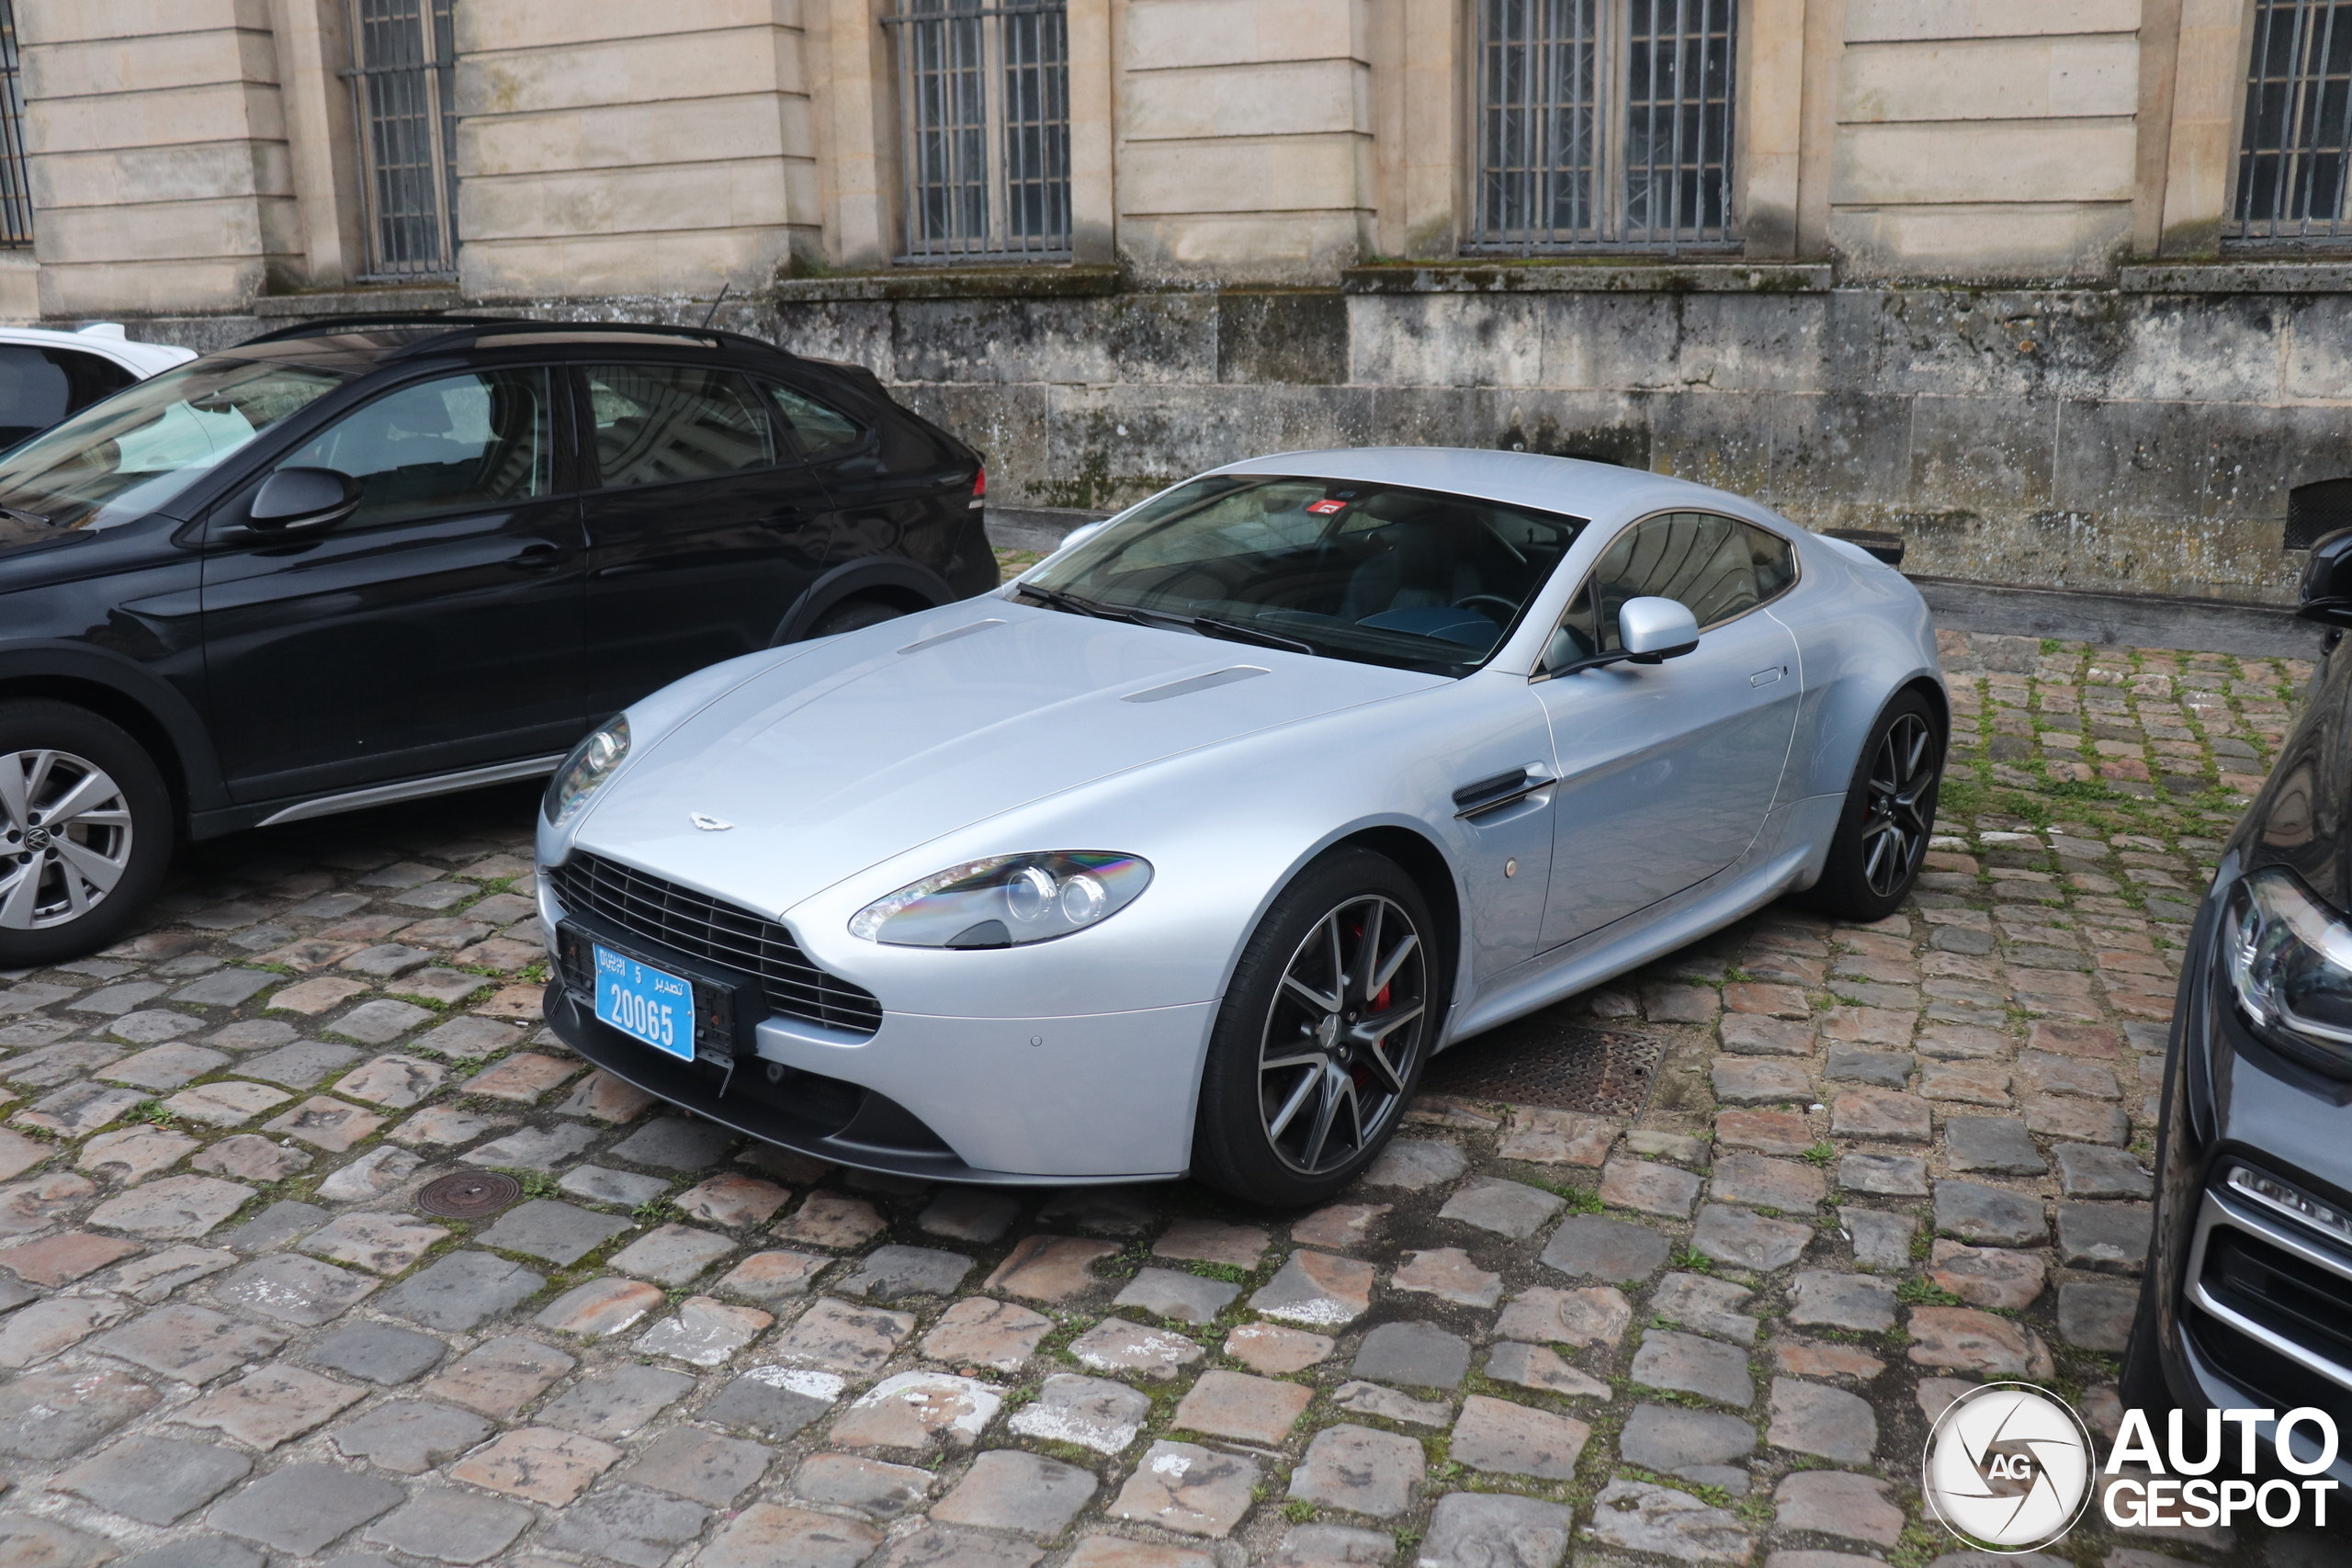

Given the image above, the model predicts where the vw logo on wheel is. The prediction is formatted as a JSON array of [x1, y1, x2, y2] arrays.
[[1922, 1382, 2095, 1553]]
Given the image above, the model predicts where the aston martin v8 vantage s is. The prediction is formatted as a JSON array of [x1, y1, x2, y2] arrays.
[[537, 448, 1947, 1204]]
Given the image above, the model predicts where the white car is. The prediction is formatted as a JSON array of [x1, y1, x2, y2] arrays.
[[535, 448, 1946, 1204], [0, 323, 197, 447]]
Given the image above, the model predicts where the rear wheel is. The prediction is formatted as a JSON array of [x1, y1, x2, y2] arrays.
[[0, 702, 173, 968], [1800, 688, 1942, 922], [1193, 849, 1440, 1206], [809, 599, 908, 638]]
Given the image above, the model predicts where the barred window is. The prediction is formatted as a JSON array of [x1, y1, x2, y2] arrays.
[[2231, 0, 2352, 244], [1470, 0, 1737, 253], [0, 0, 29, 248], [888, 0, 1071, 262], [347, 0, 459, 277]]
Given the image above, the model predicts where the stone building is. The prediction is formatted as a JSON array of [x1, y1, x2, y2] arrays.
[[7, 0, 2352, 598]]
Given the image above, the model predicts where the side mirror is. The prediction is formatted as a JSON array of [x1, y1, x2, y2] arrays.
[[2300, 528, 2352, 627], [248, 467, 362, 531], [1619, 595, 1701, 662]]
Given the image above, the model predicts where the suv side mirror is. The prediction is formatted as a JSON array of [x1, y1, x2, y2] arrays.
[[2300, 528, 2352, 628], [1619, 595, 1701, 662], [249, 467, 362, 531]]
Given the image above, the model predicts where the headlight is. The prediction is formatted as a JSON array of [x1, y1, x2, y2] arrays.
[[543, 716, 630, 826], [849, 852, 1152, 948], [2223, 865, 2352, 1075]]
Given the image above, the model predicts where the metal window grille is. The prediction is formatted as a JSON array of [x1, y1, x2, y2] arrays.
[[887, 0, 1071, 262], [2230, 0, 2352, 244], [345, 0, 458, 277], [0, 0, 30, 248], [1470, 0, 1736, 253]]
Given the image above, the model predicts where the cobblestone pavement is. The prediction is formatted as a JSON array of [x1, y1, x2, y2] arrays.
[[0, 628, 2337, 1568]]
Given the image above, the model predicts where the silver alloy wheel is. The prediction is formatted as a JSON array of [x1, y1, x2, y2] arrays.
[[1258, 892, 1427, 1176], [1860, 712, 1936, 898], [0, 749, 135, 929]]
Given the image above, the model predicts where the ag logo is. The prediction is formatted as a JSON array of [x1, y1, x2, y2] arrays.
[[1922, 1382, 2095, 1552]]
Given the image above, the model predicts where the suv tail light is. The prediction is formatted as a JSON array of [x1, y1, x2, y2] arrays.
[[970, 468, 986, 510]]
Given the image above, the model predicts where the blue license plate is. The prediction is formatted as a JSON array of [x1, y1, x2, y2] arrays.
[[593, 944, 695, 1061]]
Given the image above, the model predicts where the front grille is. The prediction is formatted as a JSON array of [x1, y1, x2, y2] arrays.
[[548, 851, 883, 1036]]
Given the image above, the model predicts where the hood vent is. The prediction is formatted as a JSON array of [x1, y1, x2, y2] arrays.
[[1122, 666, 1270, 704]]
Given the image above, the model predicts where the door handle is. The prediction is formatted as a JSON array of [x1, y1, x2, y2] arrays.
[[509, 543, 566, 571], [1749, 666, 1786, 687], [755, 510, 806, 530], [1453, 764, 1555, 819]]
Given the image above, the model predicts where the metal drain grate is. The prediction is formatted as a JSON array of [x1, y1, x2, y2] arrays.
[[416, 1170, 522, 1219], [1420, 1020, 1666, 1119]]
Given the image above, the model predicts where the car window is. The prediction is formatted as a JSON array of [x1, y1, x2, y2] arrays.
[[763, 382, 865, 461], [276, 368, 551, 526], [584, 364, 775, 488], [0, 345, 138, 448], [0, 356, 354, 536], [1023, 474, 1588, 677], [1544, 512, 1771, 670]]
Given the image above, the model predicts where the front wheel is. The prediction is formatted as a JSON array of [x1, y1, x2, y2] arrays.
[[0, 701, 174, 968], [1192, 849, 1441, 1206], [1799, 688, 1943, 922]]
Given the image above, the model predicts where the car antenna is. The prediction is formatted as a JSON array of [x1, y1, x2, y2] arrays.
[[699, 284, 729, 330]]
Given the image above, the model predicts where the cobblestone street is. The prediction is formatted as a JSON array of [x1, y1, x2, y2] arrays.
[[0, 626, 2335, 1568]]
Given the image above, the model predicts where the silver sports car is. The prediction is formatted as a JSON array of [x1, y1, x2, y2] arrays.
[[536, 448, 1945, 1204]]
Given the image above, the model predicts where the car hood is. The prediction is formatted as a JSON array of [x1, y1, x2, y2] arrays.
[[571, 606, 1444, 915]]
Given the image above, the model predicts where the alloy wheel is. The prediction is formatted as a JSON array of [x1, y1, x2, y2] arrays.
[[0, 749, 135, 929], [1258, 893, 1428, 1176], [1860, 713, 1936, 898]]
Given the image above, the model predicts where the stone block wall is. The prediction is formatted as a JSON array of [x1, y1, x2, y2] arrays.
[[761, 269, 2346, 603]]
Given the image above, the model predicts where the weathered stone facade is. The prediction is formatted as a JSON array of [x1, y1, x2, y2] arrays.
[[8, 0, 2352, 600]]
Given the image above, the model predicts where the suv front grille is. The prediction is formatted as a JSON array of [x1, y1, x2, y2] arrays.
[[548, 851, 883, 1037]]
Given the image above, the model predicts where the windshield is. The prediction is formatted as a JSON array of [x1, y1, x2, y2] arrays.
[[1022, 474, 1588, 674], [0, 356, 355, 535]]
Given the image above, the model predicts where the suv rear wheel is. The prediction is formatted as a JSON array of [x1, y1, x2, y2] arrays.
[[0, 701, 173, 966]]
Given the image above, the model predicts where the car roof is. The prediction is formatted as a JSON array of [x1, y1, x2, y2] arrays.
[[1208, 446, 1774, 528], [0, 323, 196, 375], [226, 316, 789, 367]]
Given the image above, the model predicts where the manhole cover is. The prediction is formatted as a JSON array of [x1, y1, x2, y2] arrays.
[[1420, 1019, 1665, 1120], [416, 1170, 523, 1219]]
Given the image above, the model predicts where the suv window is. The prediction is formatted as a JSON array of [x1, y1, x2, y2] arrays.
[[584, 365, 776, 488], [277, 367, 551, 526], [0, 345, 137, 447], [1544, 513, 1796, 669], [763, 382, 864, 461]]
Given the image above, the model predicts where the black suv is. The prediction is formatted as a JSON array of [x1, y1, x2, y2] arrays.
[[0, 316, 990, 965], [2124, 530, 2352, 1486]]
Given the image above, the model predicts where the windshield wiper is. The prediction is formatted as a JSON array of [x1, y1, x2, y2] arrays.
[[1184, 615, 1319, 655], [1019, 584, 1140, 624], [0, 505, 51, 527]]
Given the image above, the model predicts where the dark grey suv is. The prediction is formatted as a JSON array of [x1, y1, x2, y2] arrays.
[[0, 316, 991, 966]]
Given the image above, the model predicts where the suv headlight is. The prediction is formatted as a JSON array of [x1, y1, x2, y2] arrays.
[[2223, 865, 2352, 1075], [850, 852, 1152, 948], [543, 716, 629, 826]]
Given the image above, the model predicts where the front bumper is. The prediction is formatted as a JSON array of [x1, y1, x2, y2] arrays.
[[543, 974, 1214, 1185], [2145, 872, 2352, 1485]]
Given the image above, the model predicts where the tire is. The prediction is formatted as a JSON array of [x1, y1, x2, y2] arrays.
[[808, 599, 908, 638], [0, 701, 174, 968], [1192, 848, 1442, 1206], [1798, 687, 1943, 922]]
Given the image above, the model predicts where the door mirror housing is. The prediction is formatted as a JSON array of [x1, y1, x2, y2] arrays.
[[2300, 527, 2352, 627], [249, 467, 363, 531], [1619, 595, 1702, 662]]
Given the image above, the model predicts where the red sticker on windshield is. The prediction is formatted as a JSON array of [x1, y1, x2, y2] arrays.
[[1306, 500, 1347, 514]]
